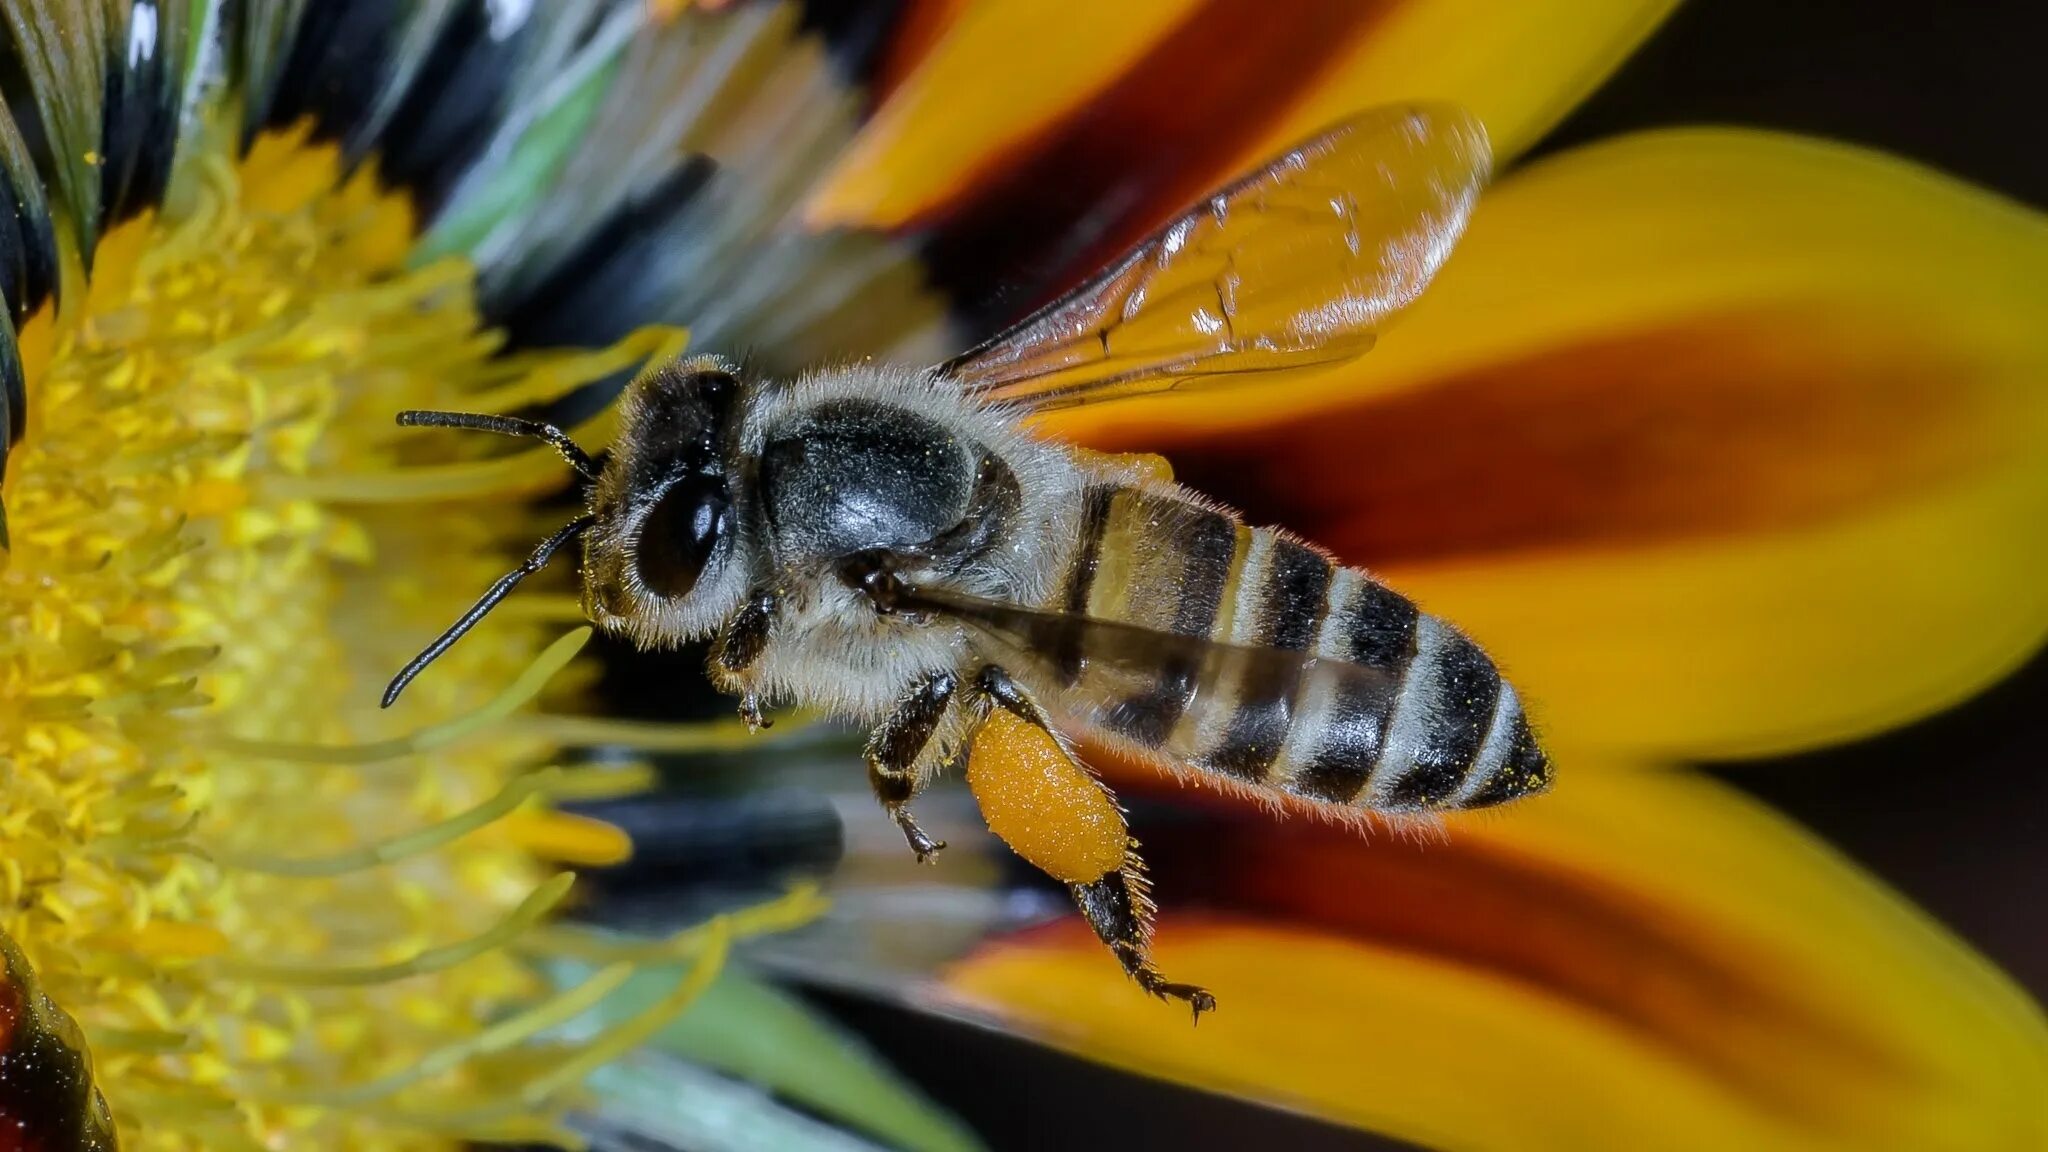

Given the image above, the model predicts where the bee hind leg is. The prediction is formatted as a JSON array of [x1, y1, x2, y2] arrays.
[[969, 666, 1215, 1021], [864, 670, 962, 863], [1072, 856, 1218, 1022]]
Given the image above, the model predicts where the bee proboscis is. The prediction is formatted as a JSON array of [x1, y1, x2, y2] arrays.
[[386, 105, 1549, 1016]]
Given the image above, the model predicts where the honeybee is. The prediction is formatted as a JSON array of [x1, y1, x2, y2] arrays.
[[386, 105, 1549, 1017]]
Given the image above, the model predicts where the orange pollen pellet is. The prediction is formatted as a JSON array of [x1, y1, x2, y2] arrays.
[[966, 709, 1128, 884]]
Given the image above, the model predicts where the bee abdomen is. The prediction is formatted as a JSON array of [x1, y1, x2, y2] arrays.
[[1264, 567, 1549, 812], [1294, 573, 1548, 807], [1059, 485, 1548, 812]]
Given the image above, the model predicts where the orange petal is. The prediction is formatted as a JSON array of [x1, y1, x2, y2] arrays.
[[939, 766, 2048, 1151], [809, 2, 1673, 316], [868, 0, 969, 104], [1236, 0, 1676, 173], [807, 0, 1207, 231], [1050, 130, 2048, 759]]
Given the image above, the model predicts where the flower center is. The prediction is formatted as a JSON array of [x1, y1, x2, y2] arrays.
[[0, 121, 734, 1150]]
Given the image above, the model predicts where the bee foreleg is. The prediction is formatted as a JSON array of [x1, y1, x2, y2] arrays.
[[864, 670, 962, 864], [711, 587, 780, 730]]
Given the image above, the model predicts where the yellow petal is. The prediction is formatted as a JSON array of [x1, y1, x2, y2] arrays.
[[498, 808, 636, 867], [807, 1, 1671, 235], [1238, 0, 1676, 172], [1053, 130, 2048, 759], [940, 766, 2048, 1151], [807, 0, 1203, 230], [1406, 480, 2048, 759]]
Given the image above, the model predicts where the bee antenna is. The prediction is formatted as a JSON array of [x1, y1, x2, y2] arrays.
[[397, 409, 600, 480], [381, 515, 595, 708]]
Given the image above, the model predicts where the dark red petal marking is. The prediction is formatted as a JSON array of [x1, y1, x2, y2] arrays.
[[1162, 308, 1985, 566], [917, 0, 1399, 334]]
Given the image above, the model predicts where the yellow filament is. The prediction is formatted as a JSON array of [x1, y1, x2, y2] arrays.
[[99, 812, 203, 858], [519, 882, 827, 964], [280, 324, 692, 504], [546, 761, 660, 801], [247, 962, 640, 1107], [446, 324, 692, 415], [210, 768, 566, 877], [4, 117, 806, 1151], [512, 919, 732, 1107], [388, 918, 734, 1131], [515, 712, 824, 753], [112, 1087, 241, 1119], [221, 873, 575, 987], [113, 921, 230, 959], [165, 1128, 264, 1152], [297, 257, 477, 319], [263, 446, 592, 504], [456, 1120, 589, 1149], [207, 628, 593, 764], [93, 1028, 199, 1054]]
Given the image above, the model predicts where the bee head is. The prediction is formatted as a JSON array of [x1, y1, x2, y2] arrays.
[[380, 357, 747, 708], [581, 357, 750, 646]]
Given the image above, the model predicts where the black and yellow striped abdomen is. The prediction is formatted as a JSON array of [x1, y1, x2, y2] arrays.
[[1048, 483, 1550, 813]]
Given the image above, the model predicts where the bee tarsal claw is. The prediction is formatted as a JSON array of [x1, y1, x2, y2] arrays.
[[1138, 972, 1217, 1021], [891, 809, 947, 864], [737, 694, 771, 731]]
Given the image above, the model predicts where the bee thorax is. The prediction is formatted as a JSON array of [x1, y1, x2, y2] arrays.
[[759, 398, 976, 562]]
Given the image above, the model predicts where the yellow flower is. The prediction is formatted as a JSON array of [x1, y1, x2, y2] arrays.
[[1, 5, 885, 1148], [1, 115, 651, 1148]]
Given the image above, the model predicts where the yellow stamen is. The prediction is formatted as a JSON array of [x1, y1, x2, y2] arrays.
[[392, 918, 734, 1130], [113, 1088, 242, 1121], [510, 919, 732, 1106], [92, 1029, 199, 1054], [442, 325, 692, 418], [221, 874, 576, 988], [520, 883, 829, 964], [206, 628, 593, 765], [112, 922, 231, 960], [262, 445, 595, 504], [247, 962, 639, 1107], [0, 115, 765, 1149], [279, 324, 690, 505], [210, 768, 568, 877], [498, 809, 636, 867], [237, 883, 810, 1117], [547, 761, 661, 801], [517, 711, 824, 752]]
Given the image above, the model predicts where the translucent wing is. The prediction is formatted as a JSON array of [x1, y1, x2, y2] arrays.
[[936, 104, 1491, 412], [899, 586, 1399, 781]]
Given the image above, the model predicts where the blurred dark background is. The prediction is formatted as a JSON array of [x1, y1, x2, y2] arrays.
[[609, 3, 2048, 1148]]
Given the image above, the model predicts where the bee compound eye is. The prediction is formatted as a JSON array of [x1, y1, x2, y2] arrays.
[[695, 371, 736, 403], [635, 475, 731, 599]]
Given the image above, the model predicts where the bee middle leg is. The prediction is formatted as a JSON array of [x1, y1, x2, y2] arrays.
[[865, 670, 962, 863], [969, 665, 1216, 1020]]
